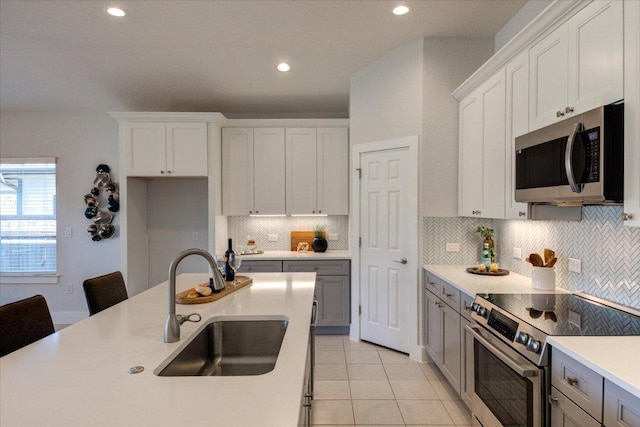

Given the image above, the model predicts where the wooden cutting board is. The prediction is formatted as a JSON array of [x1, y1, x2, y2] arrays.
[[176, 276, 252, 304], [290, 231, 316, 251]]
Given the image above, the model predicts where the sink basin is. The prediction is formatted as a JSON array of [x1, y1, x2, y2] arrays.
[[155, 316, 288, 376]]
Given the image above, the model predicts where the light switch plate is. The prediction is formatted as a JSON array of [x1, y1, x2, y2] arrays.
[[568, 258, 581, 273], [445, 243, 460, 252], [267, 234, 278, 242], [513, 247, 522, 259], [327, 233, 338, 241]]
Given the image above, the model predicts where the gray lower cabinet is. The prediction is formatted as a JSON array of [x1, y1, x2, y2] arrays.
[[283, 260, 350, 331], [237, 260, 283, 273], [604, 379, 640, 427], [549, 386, 601, 427]]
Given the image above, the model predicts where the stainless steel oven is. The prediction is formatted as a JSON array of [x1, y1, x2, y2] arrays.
[[466, 323, 547, 427]]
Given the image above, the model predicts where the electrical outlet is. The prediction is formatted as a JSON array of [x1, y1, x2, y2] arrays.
[[568, 258, 582, 273], [192, 232, 199, 241], [65, 227, 72, 238], [65, 283, 73, 294], [327, 233, 338, 241], [267, 234, 278, 242], [513, 247, 522, 259], [445, 242, 460, 252]]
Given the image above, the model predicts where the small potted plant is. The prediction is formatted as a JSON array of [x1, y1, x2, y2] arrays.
[[475, 225, 496, 262], [312, 224, 328, 253]]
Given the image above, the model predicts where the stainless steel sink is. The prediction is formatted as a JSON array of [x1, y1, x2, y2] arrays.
[[155, 316, 288, 376]]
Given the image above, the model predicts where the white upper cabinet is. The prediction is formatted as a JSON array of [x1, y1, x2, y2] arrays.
[[222, 127, 285, 215], [286, 128, 318, 215], [624, 0, 640, 227], [505, 50, 530, 220], [529, 0, 623, 130], [317, 128, 349, 215], [124, 121, 208, 177], [458, 69, 506, 219], [286, 127, 349, 215], [253, 128, 286, 215]]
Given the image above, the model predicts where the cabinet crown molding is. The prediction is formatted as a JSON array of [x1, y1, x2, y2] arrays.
[[223, 118, 349, 128], [452, 0, 586, 101], [109, 112, 227, 125]]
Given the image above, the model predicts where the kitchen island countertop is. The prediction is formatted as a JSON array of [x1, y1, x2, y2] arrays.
[[0, 272, 316, 426]]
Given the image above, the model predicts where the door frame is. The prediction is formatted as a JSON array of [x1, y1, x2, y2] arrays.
[[349, 136, 421, 360]]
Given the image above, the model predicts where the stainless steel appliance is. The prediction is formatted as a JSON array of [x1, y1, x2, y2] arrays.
[[515, 103, 624, 205], [468, 292, 640, 427]]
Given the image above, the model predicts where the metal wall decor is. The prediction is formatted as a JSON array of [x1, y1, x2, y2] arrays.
[[84, 164, 119, 241]]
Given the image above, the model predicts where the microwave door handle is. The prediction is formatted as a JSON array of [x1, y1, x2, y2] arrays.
[[465, 325, 538, 378], [565, 122, 583, 193]]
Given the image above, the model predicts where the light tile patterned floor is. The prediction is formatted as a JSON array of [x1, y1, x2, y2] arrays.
[[311, 335, 472, 426]]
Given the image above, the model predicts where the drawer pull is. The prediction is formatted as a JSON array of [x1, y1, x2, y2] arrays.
[[464, 304, 472, 312], [567, 377, 579, 386], [445, 293, 453, 298], [548, 395, 559, 404]]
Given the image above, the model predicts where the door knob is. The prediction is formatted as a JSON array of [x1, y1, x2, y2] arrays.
[[393, 258, 408, 264]]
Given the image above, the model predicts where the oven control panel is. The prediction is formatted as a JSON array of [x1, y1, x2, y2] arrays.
[[470, 298, 549, 366]]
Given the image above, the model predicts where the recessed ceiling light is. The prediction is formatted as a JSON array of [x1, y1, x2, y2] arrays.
[[106, 7, 127, 17], [392, 5, 410, 16], [277, 63, 291, 72]]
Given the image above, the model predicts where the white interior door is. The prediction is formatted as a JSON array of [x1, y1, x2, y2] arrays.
[[359, 142, 417, 353]]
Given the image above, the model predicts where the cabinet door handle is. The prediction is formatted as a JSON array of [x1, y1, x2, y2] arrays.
[[622, 213, 634, 221], [445, 293, 453, 298], [160, 170, 165, 174], [566, 377, 579, 386], [548, 395, 559, 404], [519, 211, 526, 217], [565, 106, 574, 114], [464, 304, 472, 312], [556, 110, 565, 117]]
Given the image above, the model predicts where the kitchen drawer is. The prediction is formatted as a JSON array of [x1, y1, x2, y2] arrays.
[[460, 292, 475, 321], [237, 260, 283, 273], [283, 260, 350, 275], [604, 379, 640, 427], [549, 386, 601, 427], [424, 271, 443, 295], [551, 348, 603, 422], [440, 280, 461, 311]]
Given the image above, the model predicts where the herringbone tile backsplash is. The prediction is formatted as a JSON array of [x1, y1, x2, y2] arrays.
[[423, 206, 640, 308], [228, 215, 349, 251]]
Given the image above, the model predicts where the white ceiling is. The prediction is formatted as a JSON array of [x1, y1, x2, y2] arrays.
[[0, 0, 526, 116]]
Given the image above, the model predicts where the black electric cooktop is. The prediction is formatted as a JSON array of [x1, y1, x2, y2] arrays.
[[477, 293, 640, 337]]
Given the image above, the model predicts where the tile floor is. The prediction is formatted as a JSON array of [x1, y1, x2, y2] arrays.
[[311, 335, 472, 426]]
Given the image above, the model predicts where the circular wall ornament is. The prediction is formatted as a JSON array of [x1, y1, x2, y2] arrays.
[[84, 164, 119, 241]]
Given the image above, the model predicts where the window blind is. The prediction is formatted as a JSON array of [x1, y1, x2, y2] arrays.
[[0, 158, 57, 273]]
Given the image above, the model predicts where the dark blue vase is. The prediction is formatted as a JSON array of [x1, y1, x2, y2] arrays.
[[312, 238, 328, 253]]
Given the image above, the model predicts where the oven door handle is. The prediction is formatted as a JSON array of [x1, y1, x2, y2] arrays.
[[466, 325, 538, 378]]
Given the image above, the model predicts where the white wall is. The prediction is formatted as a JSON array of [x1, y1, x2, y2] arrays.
[[0, 112, 120, 323], [421, 38, 494, 217], [349, 38, 424, 145], [494, 0, 553, 51]]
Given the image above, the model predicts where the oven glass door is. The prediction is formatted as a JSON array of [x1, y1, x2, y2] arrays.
[[468, 325, 543, 427], [475, 340, 534, 426]]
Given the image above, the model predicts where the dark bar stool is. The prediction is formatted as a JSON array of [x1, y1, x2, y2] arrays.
[[0, 295, 55, 357], [83, 271, 128, 315]]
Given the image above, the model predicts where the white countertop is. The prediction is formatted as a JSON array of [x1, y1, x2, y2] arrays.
[[423, 264, 569, 297], [424, 264, 640, 399], [236, 250, 351, 261], [0, 272, 316, 427]]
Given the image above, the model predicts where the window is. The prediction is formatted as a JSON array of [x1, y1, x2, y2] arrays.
[[0, 159, 56, 274]]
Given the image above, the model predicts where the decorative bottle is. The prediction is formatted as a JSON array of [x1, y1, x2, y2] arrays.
[[224, 238, 235, 282], [482, 242, 491, 270]]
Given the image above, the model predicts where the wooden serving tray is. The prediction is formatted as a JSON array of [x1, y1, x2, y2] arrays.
[[291, 231, 315, 251], [466, 267, 510, 276], [176, 276, 253, 304]]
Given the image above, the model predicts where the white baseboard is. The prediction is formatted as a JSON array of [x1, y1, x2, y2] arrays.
[[410, 345, 429, 363], [51, 311, 88, 325]]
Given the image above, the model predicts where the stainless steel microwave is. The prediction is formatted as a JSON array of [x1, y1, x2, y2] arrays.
[[515, 103, 624, 205]]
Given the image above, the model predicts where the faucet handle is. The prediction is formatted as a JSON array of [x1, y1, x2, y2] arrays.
[[176, 313, 202, 325]]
